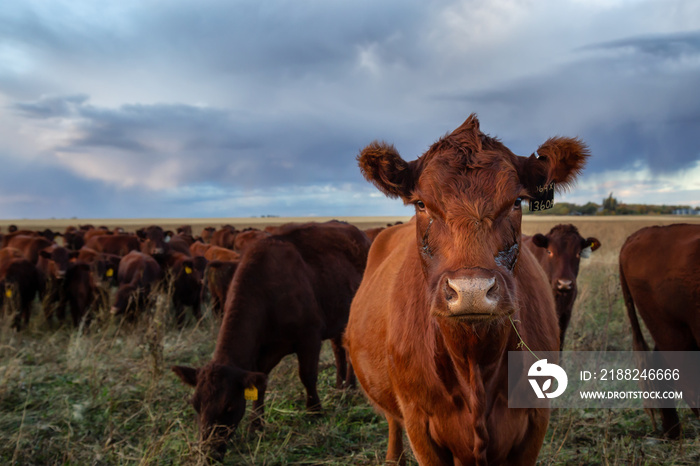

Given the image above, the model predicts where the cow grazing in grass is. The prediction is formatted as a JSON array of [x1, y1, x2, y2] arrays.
[[172, 221, 370, 461], [523, 224, 601, 350], [110, 251, 161, 320], [345, 115, 589, 465], [619, 223, 700, 439]]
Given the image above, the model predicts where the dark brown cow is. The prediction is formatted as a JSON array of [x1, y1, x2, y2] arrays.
[[37, 245, 80, 324], [84, 234, 140, 256], [137, 225, 171, 255], [59, 262, 97, 327], [62, 226, 86, 250], [4, 235, 54, 264], [110, 251, 161, 320], [0, 257, 43, 329], [172, 221, 370, 461], [157, 252, 206, 326], [76, 247, 121, 287], [523, 224, 601, 350], [204, 260, 239, 318], [210, 225, 237, 249], [345, 115, 589, 465], [38, 245, 78, 280], [619, 223, 700, 438]]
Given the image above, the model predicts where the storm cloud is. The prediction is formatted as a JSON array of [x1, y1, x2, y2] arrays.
[[1, 0, 699, 219]]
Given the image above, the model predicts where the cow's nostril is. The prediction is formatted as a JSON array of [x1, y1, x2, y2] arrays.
[[444, 279, 457, 303], [486, 280, 499, 300]]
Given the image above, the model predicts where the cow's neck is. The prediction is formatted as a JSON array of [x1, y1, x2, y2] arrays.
[[438, 318, 516, 381], [211, 289, 264, 369]]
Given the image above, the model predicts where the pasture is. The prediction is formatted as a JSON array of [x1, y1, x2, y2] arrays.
[[0, 216, 699, 465]]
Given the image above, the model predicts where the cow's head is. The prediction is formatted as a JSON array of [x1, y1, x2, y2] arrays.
[[172, 364, 267, 461], [358, 114, 589, 322], [531, 224, 600, 293], [39, 246, 79, 279], [138, 225, 170, 255]]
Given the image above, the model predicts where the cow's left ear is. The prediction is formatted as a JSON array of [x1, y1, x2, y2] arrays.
[[584, 237, 601, 251], [518, 137, 590, 195]]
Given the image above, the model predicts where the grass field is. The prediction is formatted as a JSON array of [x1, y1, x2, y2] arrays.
[[1, 216, 699, 465]]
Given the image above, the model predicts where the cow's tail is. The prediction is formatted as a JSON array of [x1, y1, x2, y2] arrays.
[[619, 261, 649, 352], [620, 259, 658, 430]]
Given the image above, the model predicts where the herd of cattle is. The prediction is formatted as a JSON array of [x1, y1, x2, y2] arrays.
[[2, 115, 698, 464], [0, 222, 276, 330]]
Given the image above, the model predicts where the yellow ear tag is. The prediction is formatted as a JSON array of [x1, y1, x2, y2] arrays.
[[106, 268, 114, 277], [244, 386, 258, 401], [185, 266, 193, 275], [5, 289, 12, 298]]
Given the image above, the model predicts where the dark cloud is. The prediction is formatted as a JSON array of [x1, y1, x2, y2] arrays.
[[13, 94, 88, 118], [1, 2, 699, 218], [10, 94, 370, 193], [582, 31, 700, 58], [437, 30, 700, 175]]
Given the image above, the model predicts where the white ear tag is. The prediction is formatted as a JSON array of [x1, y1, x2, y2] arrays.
[[580, 246, 592, 259]]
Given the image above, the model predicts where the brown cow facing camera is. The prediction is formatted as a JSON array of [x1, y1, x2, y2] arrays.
[[345, 115, 589, 465], [619, 223, 700, 439], [172, 221, 370, 461], [523, 224, 601, 350]]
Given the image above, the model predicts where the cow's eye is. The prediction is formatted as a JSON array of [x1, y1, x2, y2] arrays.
[[547, 249, 553, 257], [415, 200, 426, 211], [514, 197, 522, 209]]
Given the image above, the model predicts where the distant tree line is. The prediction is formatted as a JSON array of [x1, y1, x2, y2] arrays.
[[525, 193, 700, 216]]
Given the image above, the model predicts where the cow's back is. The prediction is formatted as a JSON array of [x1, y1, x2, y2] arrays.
[[620, 224, 700, 349], [233, 222, 370, 340]]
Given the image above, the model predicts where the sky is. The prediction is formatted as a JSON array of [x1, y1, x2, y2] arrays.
[[1, 0, 699, 220]]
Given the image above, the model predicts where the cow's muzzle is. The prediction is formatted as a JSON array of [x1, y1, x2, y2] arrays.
[[434, 268, 505, 321]]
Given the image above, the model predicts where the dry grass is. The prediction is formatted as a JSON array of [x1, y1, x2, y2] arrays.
[[1, 216, 699, 465]]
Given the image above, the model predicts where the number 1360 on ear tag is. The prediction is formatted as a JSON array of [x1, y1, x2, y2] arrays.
[[244, 386, 258, 401], [530, 182, 555, 212]]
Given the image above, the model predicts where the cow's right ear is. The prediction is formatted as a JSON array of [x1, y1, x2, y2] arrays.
[[517, 137, 590, 196], [172, 365, 199, 387], [532, 234, 549, 249], [358, 141, 418, 201], [243, 371, 267, 392]]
